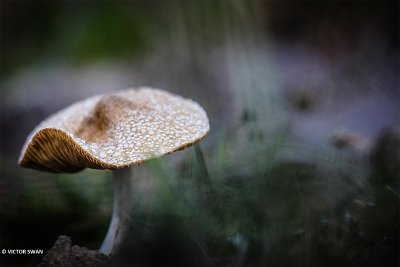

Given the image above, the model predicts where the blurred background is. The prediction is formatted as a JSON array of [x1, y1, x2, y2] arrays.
[[1, 0, 399, 266]]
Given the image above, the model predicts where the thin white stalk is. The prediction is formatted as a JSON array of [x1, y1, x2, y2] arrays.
[[100, 168, 133, 255]]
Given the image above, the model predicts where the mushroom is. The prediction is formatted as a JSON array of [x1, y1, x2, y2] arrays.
[[18, 87, 210, 256]]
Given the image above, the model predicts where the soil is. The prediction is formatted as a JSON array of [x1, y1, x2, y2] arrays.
[[38, 235, 109, 267]]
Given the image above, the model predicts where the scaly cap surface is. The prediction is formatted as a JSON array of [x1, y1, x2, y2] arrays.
[[19, 87, 210, 172]]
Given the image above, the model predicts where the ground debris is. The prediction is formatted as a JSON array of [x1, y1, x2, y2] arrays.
[[38, 235, 109, 267]]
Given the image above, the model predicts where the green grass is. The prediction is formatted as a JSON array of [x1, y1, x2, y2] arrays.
[[109, 133, 398, 266], [1, 126, 399, 266]]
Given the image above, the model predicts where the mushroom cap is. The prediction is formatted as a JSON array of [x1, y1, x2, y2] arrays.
[[19, 87, 210, 173]]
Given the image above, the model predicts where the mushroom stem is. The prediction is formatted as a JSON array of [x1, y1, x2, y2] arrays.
[[100, 168, 133, 255]]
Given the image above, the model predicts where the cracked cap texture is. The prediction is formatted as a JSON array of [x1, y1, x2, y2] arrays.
[[19, 87, 210, 173]]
